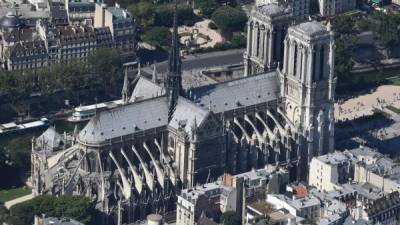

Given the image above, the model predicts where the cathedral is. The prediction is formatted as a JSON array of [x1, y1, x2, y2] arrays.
[[30, 2, 336, 224]]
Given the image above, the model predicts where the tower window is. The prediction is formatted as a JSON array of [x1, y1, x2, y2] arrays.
[[256, 28, 261, 57], [299, 49, 303, 80], [312, 50, 317, 81], [319, 46, 325, 80], [293, 44, 298, 76]]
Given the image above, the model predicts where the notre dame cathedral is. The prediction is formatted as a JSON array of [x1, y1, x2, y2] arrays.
[[30, 2, 336, 224]]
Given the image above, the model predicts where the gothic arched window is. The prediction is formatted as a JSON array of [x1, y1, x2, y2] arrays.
[[256, 26, 261, 57], [293, 43, 298, 76], [319, 46, 325, 80], [312, 49, 317, 81], [169, 137, 175, 148]]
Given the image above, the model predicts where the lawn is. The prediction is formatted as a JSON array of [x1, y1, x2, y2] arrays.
[[0, 186, 31, 204], [387, 76, 400, 85]]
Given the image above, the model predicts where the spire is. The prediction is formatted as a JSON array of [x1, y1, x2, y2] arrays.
[[166, 0, 182, 121], [169, 0, 181, 75], [122, 68, 129, 104]]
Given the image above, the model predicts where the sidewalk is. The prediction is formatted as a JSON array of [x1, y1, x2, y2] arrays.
[[4, 193, 34, 209]]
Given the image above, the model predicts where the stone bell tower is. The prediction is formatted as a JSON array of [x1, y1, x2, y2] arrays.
[[244, 3, 292, 76], [278, 21, 336, 177]]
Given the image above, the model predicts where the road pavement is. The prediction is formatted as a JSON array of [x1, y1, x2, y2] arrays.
[[4, 193, 34, 209]]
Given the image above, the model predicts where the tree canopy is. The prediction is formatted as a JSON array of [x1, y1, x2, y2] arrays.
[[0, 47, 123, 104], [7, 195, 93, 225], [0, 136, 32, 187], [370, 12, 400, 52], [127, 1, 155, 29], [211, 6, 247, 33], [142, 26, 172, 48], [197, 0, 219, 17], [220, 211, 241, 225], [0, 206, 9, 224], [331, 15, 357, 84], [154, 5, 198, 27]]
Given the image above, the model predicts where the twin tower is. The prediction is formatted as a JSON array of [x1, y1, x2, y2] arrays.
[[244, 2, 336, 158]]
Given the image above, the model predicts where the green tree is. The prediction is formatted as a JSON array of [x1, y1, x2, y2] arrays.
[[211, 6, 247, 33], [88, 48, 122, 93], [197, 0, 219, 17], [332, 15, 358, 83], [0, 205, 9, 223], [0, 70, 34, 103], [230, 33, 246, 47], [155, 5, 197, 27], [6, 136, 31, 172], [220, 211, 241, 225], [128, 1, 155, 29], [370, 12, 400, 55], [8, 195, 93, 225], [142, 26, 172, 48], [332, 15, 356, 35]]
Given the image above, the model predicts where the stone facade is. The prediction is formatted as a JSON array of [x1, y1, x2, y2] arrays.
[[31, 10, 335, 224], [0, 2, 135, 71], [279, 21, 336, 165], [93, 3, 136, 60], [244, 3, 292, 76]]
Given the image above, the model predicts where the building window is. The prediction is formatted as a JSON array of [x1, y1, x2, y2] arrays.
[[312, 50, 317, 81], [319, 46, 325, 80], [293, 43, 298, 76]]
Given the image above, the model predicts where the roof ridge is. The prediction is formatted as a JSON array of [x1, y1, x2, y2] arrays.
[[189, 71, 276, 91], [177, 97, 209, 114]]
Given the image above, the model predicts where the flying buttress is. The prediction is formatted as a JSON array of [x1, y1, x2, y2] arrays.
[[143, 142, 165, 188], [266, 110, 285, 135], [255, 112, 275, 140], [244, 115, 264, 143], [131, 146, 154, 191], [277, 108, 297, 134], [154, 138, 176, 184], [109, 151, 131, 200], [121, 148, 143, 194], [233, 117, 251, 142]]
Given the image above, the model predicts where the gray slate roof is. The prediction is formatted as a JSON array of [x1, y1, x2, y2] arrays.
[[78, 71, 280, 145], [292, 21, 327, 36], [169, 97, 210, 136], [36, 126, 64, 151], [78, 96, 169, 145], [130, 77, 165, 102], [189, 71, 279, 113]]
